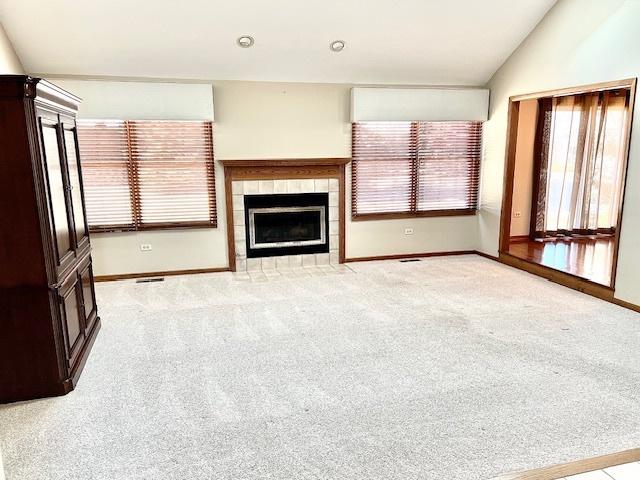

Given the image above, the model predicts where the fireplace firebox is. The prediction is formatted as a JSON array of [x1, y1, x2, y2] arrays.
[[244, 193, 329, 258]]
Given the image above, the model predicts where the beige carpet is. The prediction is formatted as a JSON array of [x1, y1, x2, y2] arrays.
[[1, 256, 639, 480]]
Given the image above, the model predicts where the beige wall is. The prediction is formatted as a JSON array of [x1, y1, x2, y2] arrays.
[[53, 78, 227, 277], [0, 23, 23, 74], [510, 99, 538, 237], [51, 78, 478, 275], [482, 0, 640, 305]]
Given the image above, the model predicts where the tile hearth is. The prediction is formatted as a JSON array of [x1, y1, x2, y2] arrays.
[[232, 262, 355, 283], [232, 178, 340, 272]]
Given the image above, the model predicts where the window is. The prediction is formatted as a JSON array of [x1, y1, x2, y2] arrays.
[[77, 120, 216, 231], [533, 89, 629, 237], [351, 121, 482, 218]]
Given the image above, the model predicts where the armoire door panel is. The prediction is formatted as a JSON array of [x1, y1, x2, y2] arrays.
[[80, 263, 97, 329], [39, 118, 75, 274], [63, 126, 89, 250], [59, 274, 86, 368]]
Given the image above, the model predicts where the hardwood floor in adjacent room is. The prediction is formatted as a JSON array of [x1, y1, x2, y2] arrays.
[[507, 236, 615, 287]]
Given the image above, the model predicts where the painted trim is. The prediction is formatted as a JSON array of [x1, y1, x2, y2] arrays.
[[492, 447, 640, 480], [94, 267, 230, 282]]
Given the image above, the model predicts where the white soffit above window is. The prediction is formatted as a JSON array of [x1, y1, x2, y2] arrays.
[[52, 79, 215, 121], [351, 87, 490, 122]]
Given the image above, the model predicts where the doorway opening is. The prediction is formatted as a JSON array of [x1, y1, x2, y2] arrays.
[[499, 79, 636, 292]]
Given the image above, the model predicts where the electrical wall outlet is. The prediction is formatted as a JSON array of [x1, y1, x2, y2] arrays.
[[404, 228, 414, 235], [513, 211, 522, 218], [140, 244, 152, 251]]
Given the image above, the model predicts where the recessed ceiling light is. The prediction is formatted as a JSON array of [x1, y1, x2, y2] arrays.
[[237, 36, 254, 48], [330, 40, 345, 52]]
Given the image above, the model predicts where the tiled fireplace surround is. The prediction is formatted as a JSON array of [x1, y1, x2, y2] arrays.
[[221, 159, 349, 272], [232, 178, 339, 271]]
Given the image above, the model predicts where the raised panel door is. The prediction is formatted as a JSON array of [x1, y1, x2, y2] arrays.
[[79, 262, 97, 330], [62, 123, 89, 250], [59, 274, 86, 368], [39, 116, 75, 275]]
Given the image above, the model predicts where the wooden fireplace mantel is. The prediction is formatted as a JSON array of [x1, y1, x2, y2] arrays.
[[222, 157, 351, 271], [219, 158, 350, 168], [221, 158, 351, 182]]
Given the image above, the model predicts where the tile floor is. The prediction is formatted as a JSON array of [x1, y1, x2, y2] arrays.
[[560, 461, 640, 479]]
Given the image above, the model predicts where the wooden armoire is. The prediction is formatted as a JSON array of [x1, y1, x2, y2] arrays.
[[0, 76, 100, 403]]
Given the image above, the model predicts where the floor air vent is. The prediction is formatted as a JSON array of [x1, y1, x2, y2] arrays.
[[399, 258, 421, 263], [135, 277, 165, 283]]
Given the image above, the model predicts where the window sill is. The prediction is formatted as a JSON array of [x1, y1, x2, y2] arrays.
[[89, 221, 217, 234], [351, 209, 476, 221]]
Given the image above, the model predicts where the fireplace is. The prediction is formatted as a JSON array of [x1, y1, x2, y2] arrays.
[[244, 193, 329, 258], [221, 158, 349, 271]]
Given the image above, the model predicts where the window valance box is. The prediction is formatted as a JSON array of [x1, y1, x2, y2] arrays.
[[350, 87, 490, 122], [53, 79, 215, 121]]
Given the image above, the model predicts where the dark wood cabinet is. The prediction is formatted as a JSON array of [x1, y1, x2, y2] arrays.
[[0, 75, 101, 403], [63, 124, 90, 250]]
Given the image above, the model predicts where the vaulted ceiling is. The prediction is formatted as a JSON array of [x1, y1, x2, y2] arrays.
[[0, 0, 556, 85]]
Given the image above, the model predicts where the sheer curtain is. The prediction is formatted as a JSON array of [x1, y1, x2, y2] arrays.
[[534, 90, 629, 237]]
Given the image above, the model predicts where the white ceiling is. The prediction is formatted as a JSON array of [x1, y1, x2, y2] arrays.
[[0, 0, 556, 85]]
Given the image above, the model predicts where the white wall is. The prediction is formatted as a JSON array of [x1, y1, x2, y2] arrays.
[[0, 23, 23, 74], [482, 0, 640, 304], [50, 78, 479, 275]]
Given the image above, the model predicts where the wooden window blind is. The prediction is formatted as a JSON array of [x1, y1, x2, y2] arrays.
[[352, 121, 481, 219], [77, 120, 216, 231], [76, 120, 134, 230]]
